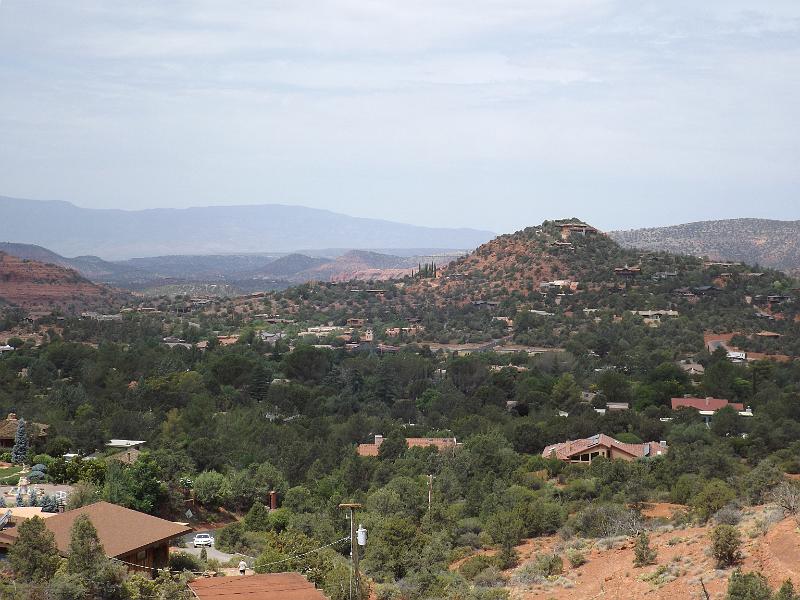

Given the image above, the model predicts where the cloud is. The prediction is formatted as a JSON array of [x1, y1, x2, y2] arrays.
[[0, 0, 798, 232]]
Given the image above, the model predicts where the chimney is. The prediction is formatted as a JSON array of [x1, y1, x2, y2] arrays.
[[268, 490, 278, 510], [374, 434, 384, 446]]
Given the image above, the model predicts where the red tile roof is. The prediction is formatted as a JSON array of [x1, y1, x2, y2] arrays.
[[189, 573, 329, 600], [671, 397, 744, 411], [542, 434, 666, 461]]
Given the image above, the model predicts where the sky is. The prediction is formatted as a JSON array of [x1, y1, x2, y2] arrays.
[[0, 1, 799, 235]]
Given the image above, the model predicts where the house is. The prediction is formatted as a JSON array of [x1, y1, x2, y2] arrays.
[[217, 335, 240, 346], [189, 572, 329, 600], [0, 413, 48, 449], [0, 345, 14, 354], [357, 434, 459, 457], [542, 434, 667, 463], [671, 396, 752, 426], [671, 396, 744, 412], [106, 439, 146, 451], [614, 266, 641, 280], [259, 331, 286, 344], [606, 402, 630, 412], [651, 271, 678, 281], [540, 280, 578, 292], [0, 502, 191, 575], [678, 361, 705, 376], [346, 318, 366, 328], [108, 447, 142, 465], [556, 220, 599, 240], [630, 309, 679, 327]]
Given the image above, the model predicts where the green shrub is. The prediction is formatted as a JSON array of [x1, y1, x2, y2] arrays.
[[693, 480, 735, 522], [168, 552, 202, 573], [566, 548, 587, 568], [711, 525, 742, 568], [459, 555, 500, 580], [633, 532, 656, 567], [532, 553, 563, 577], [725, 570, 771, 600]]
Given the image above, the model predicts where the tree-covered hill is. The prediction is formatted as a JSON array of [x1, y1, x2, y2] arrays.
[[610, 218, 800, 275]]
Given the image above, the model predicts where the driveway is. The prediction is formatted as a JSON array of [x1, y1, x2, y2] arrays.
[[173, 530, 242, 565]]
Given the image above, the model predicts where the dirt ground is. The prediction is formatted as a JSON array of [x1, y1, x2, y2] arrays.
[[473, 504, 799, 600]]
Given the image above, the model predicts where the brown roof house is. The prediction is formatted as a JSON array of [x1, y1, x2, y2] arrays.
[[0, 413, 48, 449], [189, 572, 329, 600], [357, 434, 460, 457], [542, 434, 667, 464], [0, 501, 190, 575]]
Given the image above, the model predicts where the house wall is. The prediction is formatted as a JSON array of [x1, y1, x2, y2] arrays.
[[609, 448, 637, 461], [117, 543, 170, 577]]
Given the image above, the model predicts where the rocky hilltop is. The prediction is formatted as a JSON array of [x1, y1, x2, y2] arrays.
[[0, 252, 117, 312], [406, 218, 643, 302], [610, 218, 800, 275]]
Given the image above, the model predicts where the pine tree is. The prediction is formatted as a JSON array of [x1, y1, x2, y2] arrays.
[[8, 515, 61, 583], [67, 514, 106, 576], [633, 531, 656, 567], [11, 418, 29, 465], [774, 579, 797, 600]]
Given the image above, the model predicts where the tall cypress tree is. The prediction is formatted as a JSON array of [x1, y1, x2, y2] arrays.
[[11, 418, 29, 465]]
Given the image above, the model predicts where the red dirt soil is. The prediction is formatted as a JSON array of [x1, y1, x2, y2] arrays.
[[0, 252, 111, 311], [461, 505, 800, 600]]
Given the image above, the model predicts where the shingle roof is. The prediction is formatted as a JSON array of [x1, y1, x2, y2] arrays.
[[0, 415, 48, 441], [542, 434, 667, 460], [189, 573, 329, 600], [2, 501, 190, 557]]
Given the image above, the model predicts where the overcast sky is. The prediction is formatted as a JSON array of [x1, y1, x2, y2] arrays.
[[0, 1, 798, 234]]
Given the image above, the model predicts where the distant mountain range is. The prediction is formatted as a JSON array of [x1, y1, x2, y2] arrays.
[[609, 219, 800, 275], [0, 242, 464, 295], [0, 196, 493, 259]]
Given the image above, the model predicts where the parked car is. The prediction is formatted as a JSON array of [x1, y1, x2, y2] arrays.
[[193, 533, 214, 548]]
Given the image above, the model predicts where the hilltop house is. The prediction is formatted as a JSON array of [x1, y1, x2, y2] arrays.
[[556, 220, 599, 240], [0, 502, 190, 575], [357, 434, 460, 457], [614, 266, 641, 280], [0, 413, 48, 449], [542, 434, 667, 464]]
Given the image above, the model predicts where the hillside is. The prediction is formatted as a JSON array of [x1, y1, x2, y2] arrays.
[[0, 242, 147, 284], [249, 253, 329, 279], [0, 251, 116, 311], [0, 195, 493, 259], [406, 219, 639, 302], [610, 219, 800, 274]]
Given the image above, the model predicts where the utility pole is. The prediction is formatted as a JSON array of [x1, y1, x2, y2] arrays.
[[428, 474, 432, 510], [339, 503, 363, 598]]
